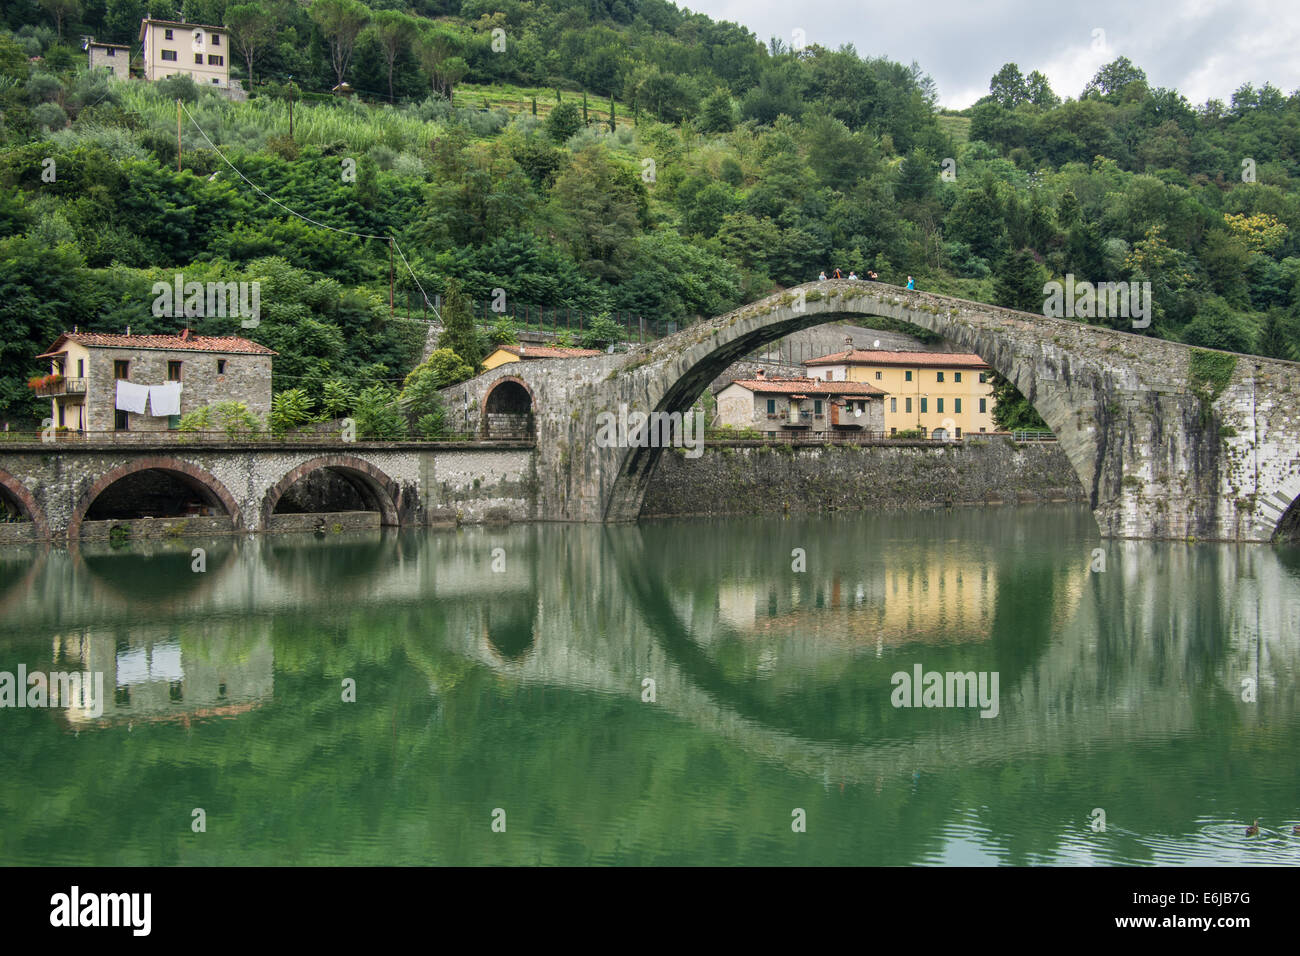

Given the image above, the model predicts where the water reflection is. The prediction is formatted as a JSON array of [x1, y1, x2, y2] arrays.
[[0, 506, 1297, 865]]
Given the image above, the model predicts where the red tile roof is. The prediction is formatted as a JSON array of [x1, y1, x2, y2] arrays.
[[805, 349, 989, 368], [725, 377, 886, 397], [499, 344, 604, 359], [37, 332, 276, 357]]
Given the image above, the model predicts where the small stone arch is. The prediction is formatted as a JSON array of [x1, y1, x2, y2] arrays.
[[0, 468, 50, 539], [261, 455, 402, 529], [68, 457, 242, 541], [481, 376, 536, 439], [1265, 478, 1300, 542]]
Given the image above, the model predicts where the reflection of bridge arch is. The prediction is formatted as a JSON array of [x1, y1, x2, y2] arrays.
[[67, 457, 242, 541], [481, 376, 535, 440], [261, 455, 401, 528], [0, 467, 50, 539]]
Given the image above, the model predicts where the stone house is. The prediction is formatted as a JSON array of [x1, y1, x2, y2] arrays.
[[83, 38, 131, 79], [139, 19, 229, 88], [714, 370, 887, 434], [34, 330, 275, 434]]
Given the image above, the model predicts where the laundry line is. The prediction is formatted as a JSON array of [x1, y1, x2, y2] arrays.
[[115, 381, 183, 417]]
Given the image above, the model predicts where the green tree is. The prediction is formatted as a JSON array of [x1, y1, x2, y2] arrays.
[[545, 101, 582, 144], [320, 379, 357, 420], [436, 278, 483, 371], [989, 63, 1028, 109], [224, 4, 274, 87], [310, 0, 370, 92], [988, 371, 1049, 431], [1182, 298, 1253, 353], [994, 249, 1047, 313], [367, 9, 416, 103], [353, 385, 406, 439], [1256, 312, 1296, 360], [39, 0, 81, 40], [579, 312, 622, 350], [269, 388, 313, 435]]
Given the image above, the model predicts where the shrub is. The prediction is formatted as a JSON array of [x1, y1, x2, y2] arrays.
[[579, 312, 623, 350], [353, 385, 407, 439], [270, 388, 314, 435]]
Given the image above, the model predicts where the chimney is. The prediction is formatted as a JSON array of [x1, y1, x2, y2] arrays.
[[755, 367, 765, 379], [181, 328, 190, 341]]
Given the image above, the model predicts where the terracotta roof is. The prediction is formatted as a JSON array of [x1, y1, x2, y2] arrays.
[[499, 344, 603, 359], [725, 377, 886, 397], [37, 332, 276, 357], [804, 349, 989, 368]]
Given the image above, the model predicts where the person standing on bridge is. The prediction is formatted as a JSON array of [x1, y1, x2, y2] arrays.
[[906, 275, 915, 290], [818, 270, 827, 281], [848, 271, 858, 280], [833, 267, 843, 279]]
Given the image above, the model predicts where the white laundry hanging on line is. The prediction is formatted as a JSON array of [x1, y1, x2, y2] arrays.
[[149, 382, 182, 417], [115, 380, 149, 414]]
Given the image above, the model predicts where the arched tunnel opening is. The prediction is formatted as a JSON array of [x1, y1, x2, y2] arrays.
[[85, 470, 226, 522], [269, 465, 399, 531], [483, 380, 534, 439], [1275, 496, 1300, 544], [0, 485, 31, 524]]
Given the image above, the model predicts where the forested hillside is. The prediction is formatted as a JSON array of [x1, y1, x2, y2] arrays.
[[2, 0, 1299, 431]]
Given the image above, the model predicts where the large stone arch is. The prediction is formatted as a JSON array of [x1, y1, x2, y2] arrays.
[[552, 278, 1300, 541], [68, 457, 242, 541], [600, 282, 1098, 524], [0, 467, 50, 539], [481, 376, 536, 439], [261, 454, 402, 529]]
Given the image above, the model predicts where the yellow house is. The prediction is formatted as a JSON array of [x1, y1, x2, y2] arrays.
[[804, 349, 996, 438], [482, 343, 604, 370], [139, 19, 229, 87]]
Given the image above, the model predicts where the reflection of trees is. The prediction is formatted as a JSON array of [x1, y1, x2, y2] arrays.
[[3, 512, 1299, 865]]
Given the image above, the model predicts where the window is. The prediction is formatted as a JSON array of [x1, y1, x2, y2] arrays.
[[905, 370, 913, 382], [766, 398, 775, 415], [167, 361, 182, 381], [955, 428, 962, 439], [114, 409, 129, 431], [905, 398, 912, 413], [114, 360, 129, 380], [106, 48, 115, 56], [195, 53, 203, 64], [954, 398, 962, 414], [875, 371, 882, 380], [217, 359, 227, 375], [936, 398, 943, 413], [58, 404, 65, 427], [77, 359, 84, 376], [208, 54, 223, 65], [164, 28, 174, 39], [890, 397, 897, 413], [814, 400, 823, 416], [161, 49, 177, 61], [921, 398, 928, 413], [936, 372, 944, 382], [954, 372, 962, 383], [979, 398, 987, 413], [890, 427, 897, 436], [168, 414, 181, 430], [212, 78, 219, 84], [979, 372, 987, 383], [211, 34, 220, 46]]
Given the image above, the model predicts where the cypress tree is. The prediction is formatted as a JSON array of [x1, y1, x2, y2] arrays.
[[608, 93, 615, 132], [436, 278, 483, 371]]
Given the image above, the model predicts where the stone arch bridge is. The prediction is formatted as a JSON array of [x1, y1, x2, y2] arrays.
[[443, 279, 1300, 542], [0, 441, 535, 542]]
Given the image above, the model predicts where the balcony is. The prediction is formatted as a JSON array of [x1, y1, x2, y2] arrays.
[[30, 376, 87, 398]]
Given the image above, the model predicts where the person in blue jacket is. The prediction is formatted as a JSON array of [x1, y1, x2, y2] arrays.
[[906, 275, 915, 290]]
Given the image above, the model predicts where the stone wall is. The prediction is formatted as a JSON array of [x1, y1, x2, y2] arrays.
[[85, 347, 271, 433], [641, 439, 1087, 517]]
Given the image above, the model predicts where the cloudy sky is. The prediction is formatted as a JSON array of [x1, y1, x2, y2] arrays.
[[684, 0, 1300, 109]]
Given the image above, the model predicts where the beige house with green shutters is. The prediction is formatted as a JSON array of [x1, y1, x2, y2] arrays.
[[139, 19, 229, 87]]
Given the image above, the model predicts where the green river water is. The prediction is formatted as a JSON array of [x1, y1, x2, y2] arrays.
[[1, 504, 1298, 865]]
